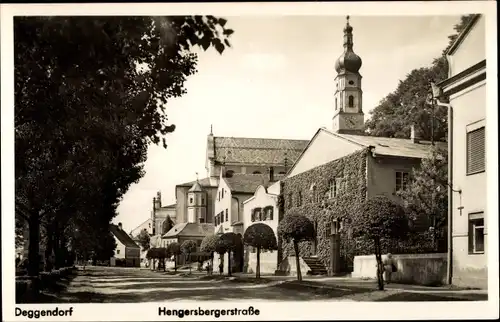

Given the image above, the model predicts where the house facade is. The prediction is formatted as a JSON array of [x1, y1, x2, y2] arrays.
[[241, 183, 281, 274], [110, 223, 141, 267], [438, 14, 487, 289]]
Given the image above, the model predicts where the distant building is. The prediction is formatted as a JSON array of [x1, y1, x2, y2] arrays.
[[110, 223, 140, 267], [438, 14, 487, 289], [174, 132, 309, 226]]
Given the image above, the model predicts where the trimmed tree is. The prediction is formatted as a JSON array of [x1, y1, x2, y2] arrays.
[[181, 240, 197, 273], [136, 229, 151, 252], [200, 234, 220, 275], [351, 195, 410, 290], [277, 214, 315, 282], [167, 242, 181, 272], [220, 232, 241, 277], [243, 223, 278, 279]]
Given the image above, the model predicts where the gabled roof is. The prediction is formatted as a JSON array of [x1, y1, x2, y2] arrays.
[[110, 224, 140, 248], [223, 173, 272, 194], [189, 181, 204, 192], [287, 128, 447, 176], [446, 14, 482, 56], [212, 136, 309, 166], [161, 203, 176, 209], [177, 176, 219, 188], [162, 222, 214, 239]]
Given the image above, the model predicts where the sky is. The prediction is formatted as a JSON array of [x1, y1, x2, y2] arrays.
[[114, 15, 463, 233]]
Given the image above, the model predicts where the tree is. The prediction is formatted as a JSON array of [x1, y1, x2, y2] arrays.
[[277, 214, 315, 282], [364, 15, 476, 141], [398, 146, 448, 250], [220, 232, 242, 277], [181, 240, 198, 273], [137, 229, 151, 251], [15, 15, 234, 286], [200, 234, 219, 275], [351, 196, 410, 290], [167, 242, 181, 272], [243, 223, 278, 279], [162, 216, 175, 235]]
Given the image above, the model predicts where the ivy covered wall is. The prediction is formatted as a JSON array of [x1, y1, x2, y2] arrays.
[[280, 149, 369, 270]]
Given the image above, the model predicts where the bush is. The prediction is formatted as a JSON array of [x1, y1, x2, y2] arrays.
[[200, 234, 220, 275]]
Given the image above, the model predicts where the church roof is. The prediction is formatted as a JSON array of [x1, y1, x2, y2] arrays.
[[110, 224, 140, 248], [212, 136, 309, 166], [162, 222, 214, 239], [223, 173, 272, 194], [177, 176, 219, 188], [189, 181, 204, 192]]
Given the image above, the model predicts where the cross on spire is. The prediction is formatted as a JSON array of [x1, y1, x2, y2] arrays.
[[195, 172, 199, 181], [346, 15, 350, 24]]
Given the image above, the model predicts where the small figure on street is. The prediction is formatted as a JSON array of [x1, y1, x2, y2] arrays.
[[382, 253, 396, 284], [219, 262, 223, 275]]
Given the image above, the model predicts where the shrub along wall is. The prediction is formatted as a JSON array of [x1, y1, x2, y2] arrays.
[[280, 149, 369, 271]]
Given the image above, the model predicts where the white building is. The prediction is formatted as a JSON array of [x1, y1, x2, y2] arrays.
[[438, 14, 487, 289]]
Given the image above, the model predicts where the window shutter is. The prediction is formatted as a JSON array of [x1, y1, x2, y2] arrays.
[[467, 127, 485, 174], [251, 210, 255, 222]]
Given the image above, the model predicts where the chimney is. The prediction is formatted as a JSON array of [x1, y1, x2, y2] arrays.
[[118, 222, 123, 230], [268, 167, 275, 182], [410, 125, 421, 144]]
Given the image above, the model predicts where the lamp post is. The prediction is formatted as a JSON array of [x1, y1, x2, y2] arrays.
[[327, 218, 341, 276]]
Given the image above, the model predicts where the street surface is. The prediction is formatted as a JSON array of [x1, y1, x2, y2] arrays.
[[40, 266, 488, 303]]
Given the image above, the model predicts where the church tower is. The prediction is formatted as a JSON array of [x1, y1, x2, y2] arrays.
[[332, 16, 365, 134], [187, 178, 207, 224]]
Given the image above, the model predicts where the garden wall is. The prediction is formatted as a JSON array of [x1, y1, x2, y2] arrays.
[[245, 251, 278, 275], [351, 253, 447, 286]]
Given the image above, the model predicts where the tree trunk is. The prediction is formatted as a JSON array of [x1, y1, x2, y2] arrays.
[[28, 212, 41, 297], [374, 238, 384, 291], [174, 255, 177, 272], [44, 224, 54, 272], [256, 247, 261, 279], [227, 251, 232, 277], [293, 240, 302, 282], [163, 258, 166, 272], [210, 254, 214, 275], [188, 254, 192, 273]]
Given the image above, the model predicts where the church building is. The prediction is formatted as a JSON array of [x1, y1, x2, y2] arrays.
[[247, 16, 446, 276]]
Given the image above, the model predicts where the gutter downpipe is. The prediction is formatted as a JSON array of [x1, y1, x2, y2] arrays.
[[435, 78, 453, 285], [446, 101, 453, 285]]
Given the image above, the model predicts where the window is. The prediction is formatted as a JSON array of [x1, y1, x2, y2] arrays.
[[279, 171, 286, 175], [335, 98, 338, 111], [189, 198, 193, 204], [116, 250, 120, 255], [253, 171, 262, 174], [263, 206, 273, 220], [287, 193, 293, 209], [467, 127, 485, 174], [468, 213, 485, 254], [395, 171, 410, 191], [199, 217, 205, 224], [348, 80, 355, 85], [328, 179, 337, 199], [149, 223, 151, 228], [226, 170, 234, 177], [222, 189, 224, 199], [218, 192, 220, 201], [221, 212, 224, 223], [348, 95, 354, 107], [225, 209, 228, 221], [201, 198, 205, 205], [297, 191, 302, 206], [253, 208, 262, 221]]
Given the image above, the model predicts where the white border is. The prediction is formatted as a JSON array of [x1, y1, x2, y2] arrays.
[[1, 1, 498, 321]]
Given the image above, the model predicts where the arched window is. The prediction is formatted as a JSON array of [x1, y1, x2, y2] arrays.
[[348, 95, 354, 107], [252, 171, 261, 174], [335, 98, 338, 110]]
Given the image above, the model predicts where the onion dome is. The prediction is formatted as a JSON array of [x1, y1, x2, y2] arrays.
[[334, 16, 362, 74]]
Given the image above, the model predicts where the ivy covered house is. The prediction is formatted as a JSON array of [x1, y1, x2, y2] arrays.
[[276, 16, 447, 275]]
